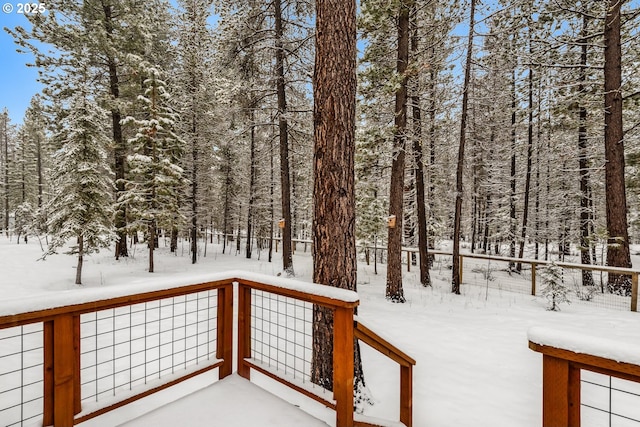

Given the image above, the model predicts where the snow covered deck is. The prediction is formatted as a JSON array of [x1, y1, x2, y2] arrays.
[[116, 374, 329, 427]]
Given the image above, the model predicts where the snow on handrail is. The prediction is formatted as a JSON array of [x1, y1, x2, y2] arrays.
[[0, 270, 359, 323]]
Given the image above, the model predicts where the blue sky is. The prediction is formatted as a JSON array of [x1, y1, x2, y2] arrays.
[[1, 9, 41, 124]]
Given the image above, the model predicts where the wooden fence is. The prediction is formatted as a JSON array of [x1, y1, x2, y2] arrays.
[[0, 273, 414, 427]]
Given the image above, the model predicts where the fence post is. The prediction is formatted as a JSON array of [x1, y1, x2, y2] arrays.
[[43, 321, 54, 426], [531, 263, 537, 296], [400, 364, 413, 427], [459, 255, 464, 284], [217, 283, 234, 378], [51, 314, 77, 427], [333, 307, 354, 427], [542, 355, 580, 427], [73, 315, 81, 415], [237, 283, 252, 380], [407, 251, 410, 272], [632, 273, 638, 312]]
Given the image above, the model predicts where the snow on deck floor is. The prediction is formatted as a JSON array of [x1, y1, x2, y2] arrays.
[[118, 374, 330, 427]]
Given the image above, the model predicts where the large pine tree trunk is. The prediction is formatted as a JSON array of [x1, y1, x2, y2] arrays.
[[222, 146, 232, 255], [312, 0, 364, 397], [386, 0, 412, 303], [517, 36, 534, 272], [411, 12, 430, 287], [604, 0, 631, 294], [427, 56, 437, 261], [578, 14, 595, 287], [269, 136, 275, 263], [275, 0, 294, 276], [103, 4, 128, 259], [509, 70, 517, 270], [452, 0, 476, 294], [412, 95, 431, 285], [246, 109, 257, 259], [190, 112, 198, 263]]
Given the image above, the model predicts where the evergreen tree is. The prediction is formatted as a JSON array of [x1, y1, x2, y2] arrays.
[[121, 68, 186, 273], [175, 0, 215, 263], [44, 70, 114, 285], [540, 262, 570, 311], [1, 109, 16, 236]]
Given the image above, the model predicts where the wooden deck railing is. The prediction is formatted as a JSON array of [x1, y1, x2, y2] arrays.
[[0, 272, 415, 427], [355, 320, 416, 427], [0, 278, 235, 427], [529, 329, 640, 426]]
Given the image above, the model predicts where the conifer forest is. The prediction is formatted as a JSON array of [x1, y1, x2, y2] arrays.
[[1, 0, 640, 299]]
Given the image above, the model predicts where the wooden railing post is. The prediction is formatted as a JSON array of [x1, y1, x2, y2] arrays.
[[217, 283, 234, 379], [333, 307, 354, 427], [52, 314, 78, 427], [237, 283, 252, 380], [531, 263, 537, 296], [400, 364, 413, 427], [43, 320, 54, 427], [73, 315, 81, 416], [632, 273, 638, 312], [542, 355, 580, 427]]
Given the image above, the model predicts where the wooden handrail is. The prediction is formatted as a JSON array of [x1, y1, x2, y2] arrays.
[[0, 273, 416, 427], [0, 271, 359, 329], [355, 320, 415, 427], [0, 278, 237, 427], [530, 340, 640, 426], [235, 277, 359, 309], [355, 321, 416, 367], [0, 279, 233, 329]]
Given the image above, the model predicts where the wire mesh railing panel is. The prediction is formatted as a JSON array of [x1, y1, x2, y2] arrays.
[[250, 289, 314, 384], [557, 268, 631, 312], [582, 371, 640, 426], [0, 324, 44, 427], [80, 290, 219, 404]]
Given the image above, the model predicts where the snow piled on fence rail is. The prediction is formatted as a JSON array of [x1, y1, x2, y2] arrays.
[[528, 325, 640, 366], [0, 270, 358, 317], [2, 238, 640, 426]]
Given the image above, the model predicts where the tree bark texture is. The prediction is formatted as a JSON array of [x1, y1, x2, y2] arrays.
[[191, 112, 198, 263], [275, 0, 294, 276], [517, 35, 534, 272], [75, 235, 83, 285], [386, 0, 412, 303], [452, 0, 476, 294], [103, 4, 128, 259], [604, 0, 631, 294], [578, 15, 595, 287], [509, 70, 517, 270], [312, 0, 364, 395], [246, 109, 257, 259], [411, 15, 431, 287]]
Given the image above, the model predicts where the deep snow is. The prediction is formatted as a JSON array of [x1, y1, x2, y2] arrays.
[[2, 237, 640, 426]]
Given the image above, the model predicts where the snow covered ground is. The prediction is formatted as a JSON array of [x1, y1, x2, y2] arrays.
[[1, 237, 640, 426]]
